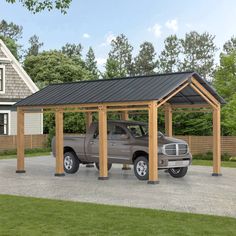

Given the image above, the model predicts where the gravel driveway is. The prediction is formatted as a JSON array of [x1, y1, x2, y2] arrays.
[[0, 156, 235, 218]]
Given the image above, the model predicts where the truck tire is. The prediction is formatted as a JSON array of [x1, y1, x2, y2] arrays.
[[134, 156, 149, 180], [64, 151, 80, 174], [95, 162, 112, 171], [168, 167, 188, 178]]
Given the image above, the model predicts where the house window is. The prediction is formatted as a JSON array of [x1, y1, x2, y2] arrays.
[[0, 66, 5, 93], [0, 113, 8, 135]]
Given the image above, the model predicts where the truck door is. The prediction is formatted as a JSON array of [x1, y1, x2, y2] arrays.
[[108, 124, 131, 163], [88, 124, 111, 162]]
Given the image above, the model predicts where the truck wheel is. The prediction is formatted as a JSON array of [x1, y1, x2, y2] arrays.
[[95, 162, 112, 171], [134, 156, 149, 180], [168, 167, 188, 178], [64, 152, 80, 174]]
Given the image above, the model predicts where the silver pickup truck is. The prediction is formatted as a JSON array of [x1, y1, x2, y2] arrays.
[[52, 120, 192, 180]]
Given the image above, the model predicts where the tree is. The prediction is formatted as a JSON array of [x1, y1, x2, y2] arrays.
[[61, 43, 82, 59], [104, 34, 133, 78], [85, 47, 99, 80], [223, 36, 236, 54], [0, 35, 19, 59], [103, 58, 121, 79], [23, 50, 92, 89], [213, 50, 236, 135], [157, 35, 180, 73], [134, 41, 157, 76], [0, 20, 23, 41], [214, 51, 236, 102], [180, 31, 217, 79], [5, 0, 72, 14], [26, 35, 43, 57]]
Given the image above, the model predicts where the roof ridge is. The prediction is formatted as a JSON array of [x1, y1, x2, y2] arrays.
[[48, 71, 195, 86]]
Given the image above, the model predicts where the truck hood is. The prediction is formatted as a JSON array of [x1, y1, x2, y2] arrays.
[[134, 136, 187, 146]]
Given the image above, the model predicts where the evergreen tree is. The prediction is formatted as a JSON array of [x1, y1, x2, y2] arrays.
[[85, 47, 99, 80], [104, 34, 133, 78], [180, 31, 217, 79], [103, 58, 121, 79], [157, 35, 180, 73], [134, 41, 157, 75], [26, 35, 43, 57]]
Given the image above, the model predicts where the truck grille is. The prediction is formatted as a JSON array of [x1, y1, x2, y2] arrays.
[[163, 143, 188, 156]]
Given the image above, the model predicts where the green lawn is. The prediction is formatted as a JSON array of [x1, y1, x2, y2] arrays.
[[0, 148, 50, 160], [192, 159, 236, 168], [0, 195, 235, 236]]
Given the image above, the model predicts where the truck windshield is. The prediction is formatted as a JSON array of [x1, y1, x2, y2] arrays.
[[127, 124, 164, 138]]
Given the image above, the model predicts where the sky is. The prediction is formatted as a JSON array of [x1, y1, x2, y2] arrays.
[[1, 0, 236, 70]]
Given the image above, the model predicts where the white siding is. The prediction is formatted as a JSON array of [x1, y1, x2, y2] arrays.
[[11, 111, 43, 135]]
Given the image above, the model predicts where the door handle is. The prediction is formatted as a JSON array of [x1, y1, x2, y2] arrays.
[[111, 143, 116, 146], [90, 141, 95, 144]]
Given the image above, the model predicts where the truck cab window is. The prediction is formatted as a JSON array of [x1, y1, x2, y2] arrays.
[[93, 126, 111, 139], [110, 125, 128, 140]]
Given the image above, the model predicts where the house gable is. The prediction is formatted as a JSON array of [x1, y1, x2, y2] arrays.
[[0, 39, 38, 102]]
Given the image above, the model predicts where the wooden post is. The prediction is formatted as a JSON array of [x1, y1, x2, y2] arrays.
[[98, 105, 108, 180], [121, 111, 131, 170], [55, 109, 65, 176], [85, 112, 93, 131], [85, 112, 94, 168], [148, 101, 159, 184], [16, 107, 25, 173], [212, 105, 222, 176], [165, 104, 172, 137], [121, 110, 129, 120]]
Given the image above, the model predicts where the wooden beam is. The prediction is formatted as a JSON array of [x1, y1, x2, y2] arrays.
[[172, 104, 211, 109], [55, 109, 65, 176], [98, 105, 108, 180], [148, 101, 159, 184], [85, 112, 93, 131], [165, 104, 172, 136], [191, 77, 220, 106], [173, 109, 212, 113], [121, 111, 131, 170], [157, 82, 189, 108], [212, 105, 222, 176], [190, 84, 217, 109], [20, 100, 152, 110], [16, 108, 25, 173]]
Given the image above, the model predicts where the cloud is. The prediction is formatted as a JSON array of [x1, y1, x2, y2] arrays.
[[83, 33, 90, 38], [148, 23, 162, 38], [165, 19, 178, 32], [96, 57, 107, 66], [100, 32, 116, 46]]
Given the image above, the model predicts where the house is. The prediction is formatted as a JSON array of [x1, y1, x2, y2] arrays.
[[0, 39, 43, 135]]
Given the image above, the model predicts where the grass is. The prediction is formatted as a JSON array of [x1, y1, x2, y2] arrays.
[[192, 151, 236, 168], [192, 159, 236, 168], [0, 148, 50, 160], [0, 195, 235, 236]]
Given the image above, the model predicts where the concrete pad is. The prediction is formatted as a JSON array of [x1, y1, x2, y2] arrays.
[[0, 156, 235, 218]]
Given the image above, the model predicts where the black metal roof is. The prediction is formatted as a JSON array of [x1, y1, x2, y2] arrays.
[[15, 71, 225, 107]]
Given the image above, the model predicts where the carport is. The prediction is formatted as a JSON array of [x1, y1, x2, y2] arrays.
[[15, 71, 225, 184]]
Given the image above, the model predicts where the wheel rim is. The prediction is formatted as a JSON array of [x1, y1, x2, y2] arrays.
[[64, 156, 73, 170], [170, 168, 181, 174], [136, 160, 148, 176]]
